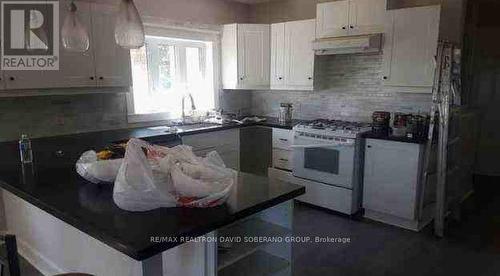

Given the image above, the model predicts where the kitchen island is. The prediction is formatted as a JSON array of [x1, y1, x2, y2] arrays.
[[0, 129, 304, 276]]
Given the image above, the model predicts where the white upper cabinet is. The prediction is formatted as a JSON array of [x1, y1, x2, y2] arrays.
[[3, 1, 53, 90], [348, 0, 386, 36], [42, 0, 96, 88], [316, 0, 349, 38], [271, 23, 286, 89], [2, 1, 131, 91], [271, 19, 315, 91], [222, 24, 270, 90], [238, 24, 270, 88], [0, 71, 4, 90], [316, 0, 386, 39], [91, 3, 131, 87], [382, 5, 440, 90]]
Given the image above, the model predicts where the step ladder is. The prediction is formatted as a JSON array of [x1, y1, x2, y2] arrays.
[[420, 41, 463, 237]]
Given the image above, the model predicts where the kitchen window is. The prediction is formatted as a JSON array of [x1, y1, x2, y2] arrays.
[[128, 35, 216, 122]]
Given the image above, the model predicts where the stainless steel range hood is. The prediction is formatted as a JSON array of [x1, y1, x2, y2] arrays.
[[313, 34, 383, 55]]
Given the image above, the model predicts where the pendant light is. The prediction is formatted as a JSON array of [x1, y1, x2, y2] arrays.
[[114, 0, 145, 49], [61, 1, 90, 53]]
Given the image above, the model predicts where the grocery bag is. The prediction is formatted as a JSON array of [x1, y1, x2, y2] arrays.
[[75, 150, 122, 184], [159, 145, 236, 207], [113, 139, 177, 211], [112, 138, 235, 211]]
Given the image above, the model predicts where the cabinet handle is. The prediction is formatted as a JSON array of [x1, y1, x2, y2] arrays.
[[367, 145, 372, 148], [240, 76, 244, 80], [90, 76, 95, 80], [279, 158, 289, 162], [99, 76, 104, 80], [9, 77, 14, 81], [278, 77, 283, 80], [279, 138, 288, 142], [383, 76, 388, 80], [350, 25, 354, 29], [308, 77, 312, 80], [342, 26, 346, 30]]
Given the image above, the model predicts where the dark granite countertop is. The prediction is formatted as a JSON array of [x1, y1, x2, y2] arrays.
[[1, 116, 298, 145], [362, 131, 428, 144], [0, 122, 304, 261]]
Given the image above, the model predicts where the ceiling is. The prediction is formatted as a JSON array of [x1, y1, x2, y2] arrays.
[[229, 0, 274, 4]]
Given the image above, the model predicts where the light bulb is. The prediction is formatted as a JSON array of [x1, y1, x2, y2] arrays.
[[114, 0, 145, 49], [61, 1, 90, 53]]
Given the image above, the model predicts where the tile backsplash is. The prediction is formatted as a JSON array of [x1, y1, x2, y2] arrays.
[[234, 53, 433, 122], [0, 93, 128, 142], [0, 53, 433, 142]]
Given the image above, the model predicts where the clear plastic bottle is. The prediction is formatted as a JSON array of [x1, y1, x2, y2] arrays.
[[19, 134, 33, 164]]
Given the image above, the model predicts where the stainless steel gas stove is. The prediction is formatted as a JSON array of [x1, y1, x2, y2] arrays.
[[292, 119, 371, 215]]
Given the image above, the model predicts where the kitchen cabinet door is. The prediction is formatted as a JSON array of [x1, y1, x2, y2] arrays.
[[222, 24, 238, 89], [237, 24, 270, 89], [240, 126, 272, 176], [43, 0, 96, 88], [270, 23, 285, 89], [316, 1, 349, 39], [284, 19, 315, 90], [363, 139, 423, 220], [0, 71, 4, 90], [348, 0, 386, 36], [3, 0, 50, 90], [382, 5, 440, 89], [182, 129, 240, 170], [91, 3, 131, 87]]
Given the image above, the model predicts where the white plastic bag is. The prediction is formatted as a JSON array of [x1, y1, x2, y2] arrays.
[[75, 150, 122, 184], [159, 145, 236, 207], [113, 139, 177, 212], [113, 138, 235, 211]]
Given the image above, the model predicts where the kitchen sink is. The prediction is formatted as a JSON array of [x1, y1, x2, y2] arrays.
[[164, 122, 222, 133]]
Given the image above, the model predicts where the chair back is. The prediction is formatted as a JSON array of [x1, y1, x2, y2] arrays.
[[0, 234, 20, 276]]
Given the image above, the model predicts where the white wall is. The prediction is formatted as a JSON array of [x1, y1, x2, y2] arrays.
[[98, 0, 253, 25]]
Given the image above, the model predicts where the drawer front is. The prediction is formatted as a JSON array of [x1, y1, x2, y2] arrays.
[[182, 129, 239, 150], [193, 147, 239, 170], [268, 167, 354, 214], [272, 128, 293, 150], [193, 146, 217, 157], [273, 149, 293, 171], [221, 150, 240, 170]]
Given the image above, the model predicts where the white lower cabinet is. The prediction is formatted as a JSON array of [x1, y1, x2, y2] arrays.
[[271, 128, 293, 171], [273, 149, 293, 171], [182, 129, 240, 170], [363, 138, 432, 231]]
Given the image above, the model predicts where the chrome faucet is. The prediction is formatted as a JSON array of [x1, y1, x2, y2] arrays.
[[181, 93, 197, 123]]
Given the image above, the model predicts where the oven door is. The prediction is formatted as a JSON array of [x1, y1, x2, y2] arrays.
[[292, 135, 355, 188]]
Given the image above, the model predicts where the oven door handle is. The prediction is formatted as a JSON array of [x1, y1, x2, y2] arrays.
[[291, 143, 353, 148]]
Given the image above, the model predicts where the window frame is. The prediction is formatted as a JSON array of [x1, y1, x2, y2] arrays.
[[127, 24, 221, 124]]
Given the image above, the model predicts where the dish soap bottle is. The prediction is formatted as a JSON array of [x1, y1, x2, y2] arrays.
[[19, 134, 33, 164]]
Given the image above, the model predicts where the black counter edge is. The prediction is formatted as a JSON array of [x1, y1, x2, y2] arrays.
[[136, 186, 305, 260], [0, 179, 305, 261]]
